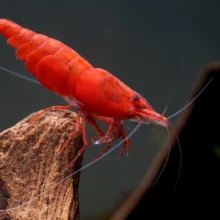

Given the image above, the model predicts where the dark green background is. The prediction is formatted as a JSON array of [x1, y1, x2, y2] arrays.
[[1, 1, 219, 218]]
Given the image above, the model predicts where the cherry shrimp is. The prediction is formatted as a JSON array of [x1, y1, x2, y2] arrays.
[[0, 19, 212, 212]]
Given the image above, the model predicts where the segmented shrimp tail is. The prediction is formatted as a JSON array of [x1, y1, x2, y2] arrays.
[[0, 19, 93, 84], [0, 19, 23, 38], [0, 19, 36, 49]]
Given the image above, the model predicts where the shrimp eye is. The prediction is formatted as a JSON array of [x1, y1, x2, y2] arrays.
[[132, 95, 140, 102]]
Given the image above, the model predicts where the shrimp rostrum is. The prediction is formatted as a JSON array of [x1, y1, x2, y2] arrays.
[[0, 19, 172, 170]]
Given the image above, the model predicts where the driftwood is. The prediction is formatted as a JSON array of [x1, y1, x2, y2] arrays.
[[111, 62, 220, 219], [0, 110, 83, 220]]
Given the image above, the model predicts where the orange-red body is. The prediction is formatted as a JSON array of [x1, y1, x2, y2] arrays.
[[0, 19, 167, 125], [0, 18, 171, 172], [0, 19, 206, 211]]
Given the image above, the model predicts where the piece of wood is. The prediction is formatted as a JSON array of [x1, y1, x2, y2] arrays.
[[0, 110, 83, 220]]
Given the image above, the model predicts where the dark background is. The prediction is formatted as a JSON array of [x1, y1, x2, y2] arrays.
[[0, 1, 219, 219]]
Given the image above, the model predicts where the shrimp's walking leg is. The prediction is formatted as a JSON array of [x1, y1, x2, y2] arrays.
[[64, 113, 89, 170], [92, 116, 127, 159], [58, 109, 82, 154], [95, 119, 117, 143], [93, 116, 123, 143], [87, 116, 105, 142], [96, 122, 130, 158], [93, 115, 113, 124], [93, 129, 122, 160], [94, 142, 113, 160], [59, 114, 105, 155], [117, 116, 141, 157], [29, 104, 75, 125], [90, 115, 118, 143], [118, 127, 130, 158], [93, 115, 130, 158], [93, 120, 118, 160]]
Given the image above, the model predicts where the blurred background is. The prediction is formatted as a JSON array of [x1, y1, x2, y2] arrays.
[[1, 1, 220, 219]]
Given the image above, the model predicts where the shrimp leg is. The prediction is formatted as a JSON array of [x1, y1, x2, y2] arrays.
[[90, 115, 116, 143], [28, 104, 75, 125], [59, 114, 106, 152], [92, 115, 130, 158], [94, 122, 130, 159], [87, 116, 105, 142], [60, 112, 110, 169], [92, 116, 119, 143], [93, 123, 122, 160], [118, 127, 130, 158], [58, 108, 82, 153], [98, 121, 130, 158], [63, 113, 89, 171], [94, 142, 113, 160]]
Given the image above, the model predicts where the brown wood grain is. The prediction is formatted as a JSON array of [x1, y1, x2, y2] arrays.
[[0, 110, 83, 220]]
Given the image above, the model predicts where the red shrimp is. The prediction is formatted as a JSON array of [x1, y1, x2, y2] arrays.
[[0, 19, 213, 213], [0, 18, 172, 169]]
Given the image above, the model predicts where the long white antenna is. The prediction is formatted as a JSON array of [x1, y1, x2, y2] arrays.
[[0, 66, 39, 84], [167, 78, 213, 119]]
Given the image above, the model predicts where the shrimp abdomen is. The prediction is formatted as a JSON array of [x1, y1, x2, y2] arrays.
[[0, 19, 93, 97]]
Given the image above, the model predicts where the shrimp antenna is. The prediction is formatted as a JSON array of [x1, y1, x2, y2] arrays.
[[152, 125, 171, 188], [167, 77, 213, 120], [0, 65, 39, 84], [152, 77, 213, 192], [152, 116, 182, 194], [0, 123, 141, 212], [152, 122, 182, 194], [167, 121, 182, 194], [162, 102, 169, 116]]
